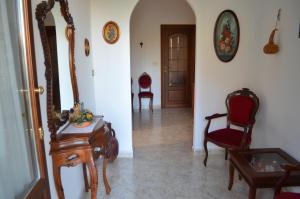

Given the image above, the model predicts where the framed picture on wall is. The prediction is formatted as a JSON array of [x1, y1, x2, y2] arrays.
[[214, 10, 240, 62], [102, 21, 120, 44]]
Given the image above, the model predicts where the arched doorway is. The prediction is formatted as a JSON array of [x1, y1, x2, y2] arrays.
[[130, 0, 196, 150]]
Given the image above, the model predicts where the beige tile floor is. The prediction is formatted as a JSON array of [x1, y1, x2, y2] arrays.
[[83, 108, 273, 199]]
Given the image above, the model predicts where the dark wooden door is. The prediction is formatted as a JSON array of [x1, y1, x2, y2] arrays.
[[0, 0, 50, 198], [24, 0, 50, 198], [161, 25, 195, 108]]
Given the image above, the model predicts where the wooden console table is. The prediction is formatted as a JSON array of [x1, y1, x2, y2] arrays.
[[50, 116, 112, 199], [228, 148, 300, 199]]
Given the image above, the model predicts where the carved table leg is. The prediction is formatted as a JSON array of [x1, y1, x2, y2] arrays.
[[87, 160, 98, 199], [228, 162, 234, 190], [103, 158, 111, 194], [83, 163, 89, 192], [249, 187, 256, 199], [53, 163, 65, 199]]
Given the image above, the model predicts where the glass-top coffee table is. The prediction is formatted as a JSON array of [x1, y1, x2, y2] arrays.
[[228, 148, 300, 199]]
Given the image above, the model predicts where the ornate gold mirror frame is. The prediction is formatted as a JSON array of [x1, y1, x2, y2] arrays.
[[35, 0, 79, 141]]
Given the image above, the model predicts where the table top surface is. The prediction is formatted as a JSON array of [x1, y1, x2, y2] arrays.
[[58, 116, 105, 135], [230, 148, 300, 180]]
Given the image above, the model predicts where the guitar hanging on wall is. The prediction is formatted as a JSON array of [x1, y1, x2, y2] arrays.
[[263, 9, 281, 54]]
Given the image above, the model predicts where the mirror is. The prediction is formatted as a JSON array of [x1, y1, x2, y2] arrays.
[[36, 0, 79, 140], [44, 5, 74, 112]]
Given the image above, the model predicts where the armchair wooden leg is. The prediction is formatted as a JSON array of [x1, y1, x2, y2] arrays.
[[238, 173, 242, 180], [203, 139, 208, 167], [150, 97, 153, 112], [53, 164, 65, 199], [103, 158, 111, 194], [228, 162, 234, 190], [83, 163, 89, 192], [139, 97, 141, 112], [225, 149, 228, 160]]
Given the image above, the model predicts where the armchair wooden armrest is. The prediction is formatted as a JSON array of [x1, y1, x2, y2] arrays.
[[204, 113, 227, 136], [205, 113, 227, 120], [274, 163, 300, 197]]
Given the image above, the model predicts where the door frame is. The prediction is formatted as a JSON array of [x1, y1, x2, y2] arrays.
[[161, 24, 196, 108], [23, 0, 50, 198]]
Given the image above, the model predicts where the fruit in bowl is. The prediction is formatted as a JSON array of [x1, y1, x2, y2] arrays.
[[69, 103, 94, 128]]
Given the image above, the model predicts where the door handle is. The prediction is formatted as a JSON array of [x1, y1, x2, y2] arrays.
[[19, 86, 44, 95], [34, 86, 44, 95]]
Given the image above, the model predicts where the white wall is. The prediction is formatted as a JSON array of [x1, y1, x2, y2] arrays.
[[31, 0, 300, 198], [91, 0, 138, 157], [130, 0, 195, 109], [71, 1, 96, 112], [91, 0, 300, 161], [187, 0, 300, 162], [31, 0, 95, 198], [251, 0, 300, 160]]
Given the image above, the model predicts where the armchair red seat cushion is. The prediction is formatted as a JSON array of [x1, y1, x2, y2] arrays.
[[275, 192, 300, 199], [207, 128, 251, 148]]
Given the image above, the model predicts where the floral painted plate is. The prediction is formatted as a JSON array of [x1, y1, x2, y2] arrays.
[[72, 121, 92, 128], [103, 21, 120, 44]]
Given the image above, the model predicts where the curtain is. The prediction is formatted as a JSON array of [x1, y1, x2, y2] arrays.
[[0, 0, 39, 198]]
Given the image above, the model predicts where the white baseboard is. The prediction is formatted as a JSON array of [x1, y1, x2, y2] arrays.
[[192, 146, 224, 155], [118, 150, 133, 158], [133, 105, 161, 111], [289, 187, 300, 192]]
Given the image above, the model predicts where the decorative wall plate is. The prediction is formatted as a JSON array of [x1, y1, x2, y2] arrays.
[[84, 38, 90, 56], [102, 21, 120, 44], [214, 10, 240, 62]]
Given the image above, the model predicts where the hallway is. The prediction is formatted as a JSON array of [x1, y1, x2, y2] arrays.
[[82, 108, 273, 199], [133, 108, 193, 149]]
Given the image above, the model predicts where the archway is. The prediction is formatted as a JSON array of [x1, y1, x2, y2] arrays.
[[130, 0, 197, 150]]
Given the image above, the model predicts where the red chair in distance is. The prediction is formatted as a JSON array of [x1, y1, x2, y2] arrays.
[[203, 88, 259, 166], [138, 72, 153, 112], [274, 164, 300, 199]]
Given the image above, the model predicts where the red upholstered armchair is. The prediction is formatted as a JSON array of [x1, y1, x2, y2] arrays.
[[203, 88, 259, 166], [274, 164, 300, 199], [138, 72, 153, 112]]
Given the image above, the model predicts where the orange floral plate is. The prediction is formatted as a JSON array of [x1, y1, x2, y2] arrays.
[[72, 121, 92, 128]]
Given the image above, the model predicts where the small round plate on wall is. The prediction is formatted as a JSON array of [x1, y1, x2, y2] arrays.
[[84, 38, 90, 56], [102, 21, 120, 44]]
